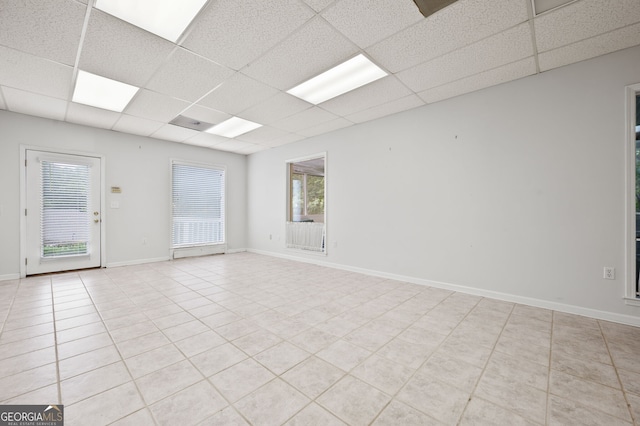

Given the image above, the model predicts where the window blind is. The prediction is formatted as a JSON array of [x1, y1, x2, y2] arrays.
[[41, 160, 90, 257], [172, 162, 225, 248]]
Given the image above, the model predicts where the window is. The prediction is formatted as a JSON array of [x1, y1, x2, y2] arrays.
[[287, 155, 326, 253], [171, 161, 225, 248]]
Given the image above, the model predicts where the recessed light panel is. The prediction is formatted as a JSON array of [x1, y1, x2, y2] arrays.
[[205, 117, 262, 138], [532, 0, 577, 15], [287, 54, 388, 105], [95, 0, 208, 42], [72, 70, 139, 112]]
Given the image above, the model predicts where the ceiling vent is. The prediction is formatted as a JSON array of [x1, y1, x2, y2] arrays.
[[412, 0, 459, 18], [169, 115, 215, 132], [532, 0, 577, 15]]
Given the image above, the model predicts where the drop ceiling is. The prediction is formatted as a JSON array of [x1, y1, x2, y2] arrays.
[[1, 0, 639, 155]]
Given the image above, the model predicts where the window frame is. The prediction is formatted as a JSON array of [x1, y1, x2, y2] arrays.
[[286, 152, 327, 255], [625, 83, 640, 306], [170, 159, 227, 257]]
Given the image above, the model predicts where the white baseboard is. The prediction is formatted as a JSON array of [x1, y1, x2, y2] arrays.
[[106, 256, 171, 268], [247, 249, 640, 327], [0, 273, 20, 282], [226, 248, 247, 254]]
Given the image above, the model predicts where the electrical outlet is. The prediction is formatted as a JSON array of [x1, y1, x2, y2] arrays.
[[603, 267, 615, 280]]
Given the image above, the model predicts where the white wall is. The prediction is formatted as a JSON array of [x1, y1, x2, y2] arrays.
[[247, 45, 640, 324], [0, 112, 247, 277]]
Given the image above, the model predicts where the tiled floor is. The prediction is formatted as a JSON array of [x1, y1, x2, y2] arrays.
[[1, 252, 640, 425]]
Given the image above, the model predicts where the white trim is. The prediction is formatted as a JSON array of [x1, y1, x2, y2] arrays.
[[106, 256, 171, 268], [624, 297, 640, 307], [248, 248, 640, 327], [226, 248, 247, 254], [20, 145, 106, 278], [625, 83, 640, 302], [0, 274, 20, 282], [285, 152, 327, 255]]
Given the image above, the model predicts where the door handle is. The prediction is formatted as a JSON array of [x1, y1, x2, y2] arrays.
[[94, 219, 100, 223], [94, 211, 99, 216]]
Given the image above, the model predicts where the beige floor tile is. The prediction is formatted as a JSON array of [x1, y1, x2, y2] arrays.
[[344, 326, 395, 352], [551, 350, 619, 388], [435, 338, 493, 368], [125, 343, 185, 378], [135, 360, 204, 404], [55, 312, 102, 331], [316, 339, 371, 372], [376, 337, 433, 369], [0, 333, 54, 360], [235, 379, 310, 426], [200, 311, 242, 329], [494, 333, 550, 366], [459, 397, 540, 426], [548, 394, 632, 426], [215, 319, 260, 341], [110, 408, 155, 425], [57, 332, 113, 360], [1, 383, 58, 405], [618, 368, 640, 396], [0, 363, 58, 401], [110, 320, 160, 343], [485, 351, 548, 391], [418, 352, 483, 393], [61, 361, 131, 405], [197, 406, 249, 425], [56, 321, 107, 344], [117, 331, 171, 358], [397, 373, 470, 424], [232, 328, 282, 356], [210, 358, 275, 402], [351, 354, 415, 395], [0, 346, 56, 379], [317, 375, 390, 426], [174, 330, 226, 357], [149, 380, 227, 426], [284, 403, 346, 426], [152, 311, 195, 329], [474, 369, 547, 423], [0, 322, 54, 344], [281, 356, 345, 399], [190, 343, 247, 377], [288, 327, 339, 354], [254, 341, 310, 375], [549, 370, 631, 422], [372, 400, 442, 426], [65, 382, 145, 426]]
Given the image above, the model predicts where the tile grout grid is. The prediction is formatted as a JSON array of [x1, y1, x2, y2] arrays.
[[0, 252, 639, 425]]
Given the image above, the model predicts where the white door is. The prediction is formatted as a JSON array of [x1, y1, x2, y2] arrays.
[[25, 150, 102, 275]]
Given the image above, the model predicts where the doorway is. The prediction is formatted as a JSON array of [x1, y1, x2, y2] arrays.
[[24, 150, 102, 275]]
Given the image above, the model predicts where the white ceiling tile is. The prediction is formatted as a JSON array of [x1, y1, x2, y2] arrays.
[[242, 17, 360, 90], [297, 117, 353, 137], [263, 133, 307, 147], [181, 0, 314, 70], [397, 23, 534, 93], [534, 0, 640, 52], [239, 92, 312, 125], [0, 0, 86, 66], [66, 103, 121, 129], [319, 75, 412, 116], [182, 104, 231, 125], [322, 0, 423, 48], [366, 0, 529, 73], [236, 125, 297, 143], [237, 144, 270, 155], [198, 73, 279, 115], [345, 94, 424, 123], [145, 48, 234, 102], [211, 139, 256, 153], [113, 114, 164, 137], [151, 124, 200, 142], [2, 86, 67, 121], [418, 57, 537, 103], [538, 23, 640, 71], [271, 106, 339, 132], [124, 90, 190, 122], [302, 0, 335, 12], [79, 10, 175, 87], [185, 132, 228, 147], [0, 46, 72, 100]]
